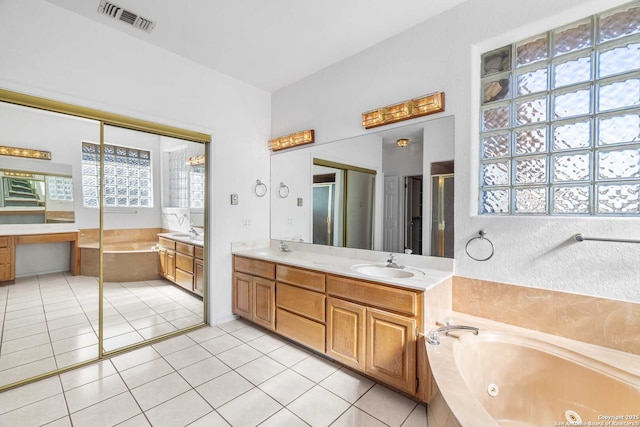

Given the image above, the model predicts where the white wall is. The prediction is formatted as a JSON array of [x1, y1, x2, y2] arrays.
[[272, 0, 640, 303], [0, 0, 271, 322]]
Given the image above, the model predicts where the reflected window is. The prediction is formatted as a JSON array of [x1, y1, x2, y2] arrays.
[[81, 141, 153, 207], [190, 166, 205, 209], [169, 148, 188, 208], [46, 176, 73, 201]]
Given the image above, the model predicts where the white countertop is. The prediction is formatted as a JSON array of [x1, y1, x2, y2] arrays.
[[0, 224, 79, 235], [232, 246, 452, 292], [158, 232, 204, 247]]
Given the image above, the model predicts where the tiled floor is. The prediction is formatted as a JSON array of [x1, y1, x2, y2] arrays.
[[0, 273, 204, 388], [0, 318, 428, 427]]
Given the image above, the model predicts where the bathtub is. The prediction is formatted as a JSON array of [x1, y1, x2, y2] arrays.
[[427, 314, 640, 427], [80, 241, 161, 281]]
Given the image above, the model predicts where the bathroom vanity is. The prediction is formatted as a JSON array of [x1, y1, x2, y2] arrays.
[[232, 245, 452, 402], [158, 233, 204, 296], [0, 229, 80, 283]]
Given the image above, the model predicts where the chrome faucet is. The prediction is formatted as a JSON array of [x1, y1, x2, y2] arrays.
[[427, 325, 479, 346], [189, 227, 200, 237], [278, 241, 292, 252], [386, 253, 404, 269]]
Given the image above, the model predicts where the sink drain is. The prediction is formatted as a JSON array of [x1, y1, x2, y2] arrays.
[[565, 410, 582, 424], [487, 383, 499, 397]]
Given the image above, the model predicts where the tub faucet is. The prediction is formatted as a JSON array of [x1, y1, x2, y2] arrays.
[[386, 254, 404, 269], [189, 227, 200, 237], [427, 325, 479, 346], [278, 241, 292, 252]]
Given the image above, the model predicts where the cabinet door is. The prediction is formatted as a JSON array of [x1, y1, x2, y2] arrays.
[[165, 250, 176, 281], [233, 272, 253, 319], [158, 248, 167, 276], [194, 259, 204, 296], [326, 297, 366, 370], [253, 277, 275, 330], [366, 307, 416, 394]]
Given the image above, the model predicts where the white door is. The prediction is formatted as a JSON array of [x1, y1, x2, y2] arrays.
[[383, 175, 401, 253]]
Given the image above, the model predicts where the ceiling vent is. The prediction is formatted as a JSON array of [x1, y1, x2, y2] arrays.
[[97, 0, 156, 33]]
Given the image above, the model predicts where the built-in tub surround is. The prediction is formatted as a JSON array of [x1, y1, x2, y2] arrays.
[[79, 227, 165, 281], [427, 313, 640, 427], [453, 276, 640, 355]]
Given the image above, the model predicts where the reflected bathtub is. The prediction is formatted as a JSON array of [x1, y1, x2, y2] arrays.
[[427, 316, 640, 427], [80, 241, 161, 281]]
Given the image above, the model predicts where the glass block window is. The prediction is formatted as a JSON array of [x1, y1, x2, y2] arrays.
[[81, 142, 153, 208], [46, 176, 73, 201], [190, 166, 205, 209], [480, 1, 640, 216], [169, 149, 188, 208]]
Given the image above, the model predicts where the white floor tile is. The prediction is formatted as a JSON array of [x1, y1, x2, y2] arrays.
[[70, 392, 141, 427], [402, 404, 428, 427], [130, 372, 191, 411], [64, 373, 127, 413], [259, 408, 309, 427], [216, 343, 262, 369], [186, 326, 226, 343], [319, 368, 375, 403], [55, 344, 99, 369], [103, 331, 145, 352], [0, 375, 62, 415], [138, 321, 178, 340], [199, 334, 242, 355], [114, 413, 152, 427], [0, 343, 54, 371], [217, 388, 281, 426], [52, 332, 98, 354], [178, 356, 230, 388], [0, 393, 68, 426], [0, 357, 57, 388], [267, 344, 311, 367], [235, 355, 285, 385], [43, 416, 72, 427], [120, 358, 175, 389], [229, 325, 268, 342], [217, 319, 251, 333], [1, 321, 48, 342], [259, 369, 314, 405], [288, 385, 350, 427], [151, 334, 196, 356], [331, 406, 387, 427], [291, 354, 340, 383], [196, 371, 253, 409], [354, 384, 417, 427], [163, 343, 211, 370], [188, 411, 230, 427], [144, 390, 212, 427], [60, 360, 116, 391], [1, 332, 51, 355], [110, 346, 161, 372], [246, 333, 287, 354]]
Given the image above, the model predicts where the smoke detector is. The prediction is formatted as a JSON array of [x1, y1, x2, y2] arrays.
[[97, 0, 156, 33]]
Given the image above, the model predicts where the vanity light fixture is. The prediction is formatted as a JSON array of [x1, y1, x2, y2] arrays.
[[186, 154, 205, 165], [396, 138, 409, 148], [3, 171, 36, 178], [268, 129, 315, 151], [362, 91, 445, 129], [0, 145, 51, 160]]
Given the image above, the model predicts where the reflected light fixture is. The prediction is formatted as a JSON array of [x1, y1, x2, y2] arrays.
[[186, 154, 205, 165], [396, 138, 409, 148], [0, 145, 51, 160], [268, 129, 315, 151]]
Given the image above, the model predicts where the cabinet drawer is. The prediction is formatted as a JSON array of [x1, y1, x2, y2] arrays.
[[195, 246, 204, 259], [276, 283, 325, 322], [0, 236, 13, 248], [276, 265, 325, 292], [234, 256, 275, 280], [176, 253, 194, 274], [158, 237, 176, 250], [276, 308, 325, 353], [176, 242, 194, 256], [327, 275, 420, 317], [175, 268, 193, 290]]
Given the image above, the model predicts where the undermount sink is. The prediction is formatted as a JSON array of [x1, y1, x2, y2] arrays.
[[351, 263, 421, 279]]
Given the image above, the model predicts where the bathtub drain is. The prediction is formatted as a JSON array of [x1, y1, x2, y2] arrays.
[[487, 384, 499, 397], [565, 410, 582, 424]]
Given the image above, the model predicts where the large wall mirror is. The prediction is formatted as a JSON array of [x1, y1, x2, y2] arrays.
[[0, 91, 209, 391], [271, 115, 454, 257]]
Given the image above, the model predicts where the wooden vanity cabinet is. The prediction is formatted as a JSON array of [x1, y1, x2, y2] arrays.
[[158, 236, 203, 296], [233, 256, 276, 330], [231, 255, 426, 399], [326, 274, 419, 395], [0, 236, 15, 282], [275, 265, 326, 353], [158, 237, 176, 282]]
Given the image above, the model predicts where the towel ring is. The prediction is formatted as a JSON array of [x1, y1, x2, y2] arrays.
[[465, 230, 494, 261], [278, 182, 290, 198], [254, 179, 267, 197]]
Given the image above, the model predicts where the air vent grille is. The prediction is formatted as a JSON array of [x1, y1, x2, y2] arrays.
[[97, 0, 156, 33]]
